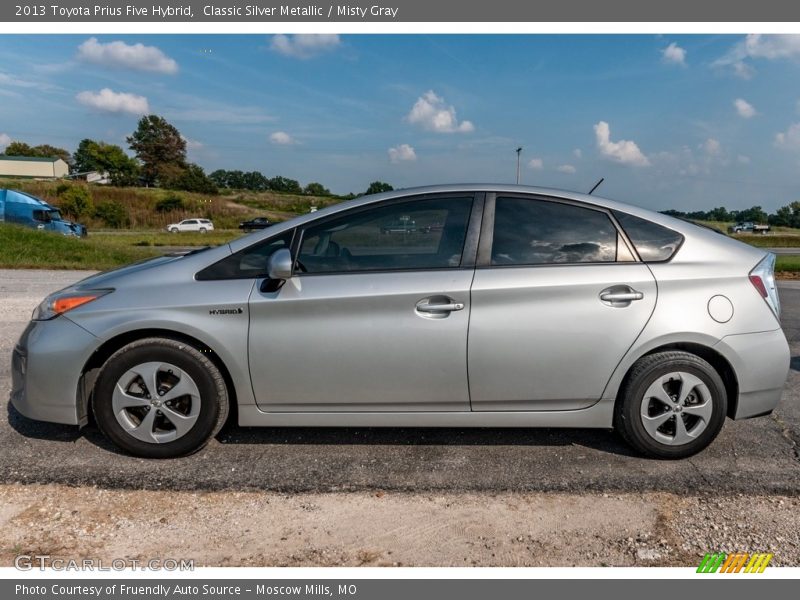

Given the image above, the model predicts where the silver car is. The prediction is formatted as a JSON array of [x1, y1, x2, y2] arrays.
[[11, 185, 790, 459]]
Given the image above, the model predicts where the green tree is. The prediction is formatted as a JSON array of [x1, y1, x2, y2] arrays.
[[163, 163, 218, 194], [3, 141, 71, 164], [737, 205, 768, 224], [243, 171, 269, 191], [126, 115, 187, 186], [2, 141, 35, 156], [73, 139, 139, 186], [209, 169, 230, 188], [365, 181, 393, 195], [268, 175, 302, 193], [304, 182, 330, 196]]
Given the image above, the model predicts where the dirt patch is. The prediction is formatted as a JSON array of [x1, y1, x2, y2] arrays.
[[0, 484, 797, 567]]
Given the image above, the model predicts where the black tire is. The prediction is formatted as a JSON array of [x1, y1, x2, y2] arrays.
[[614, 351, 727, 459], [199, 228, 207, 234], [92, 338, 229, 458]]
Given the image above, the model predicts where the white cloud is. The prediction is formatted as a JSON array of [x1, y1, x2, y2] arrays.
[[703, 138, 721, 156], [715, 35, 800, 78], [662, 42, 687, 66], [388, 143, 417, 163], [407, 90, 474, 134], [741, 34, 800, 60], [775, 123, 800, 150], [593, 121, 650, 167], [732, 61, 756, 80], [528, 157, 543, 170], [270, 34, 341, 59], [0, 133, 11, 150], [270, 131, 296, 145], [77, 37, 177, 74], [734, 98, 757, 119], [737, 154, 751, 164], [76, 88, 149, 115], [573, 148, 582, 159], [557, 164, 577, 174]]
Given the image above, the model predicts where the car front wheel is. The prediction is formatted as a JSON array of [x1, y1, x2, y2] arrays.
[[614, 351, 727, 459], [92, 338, 229, 458]]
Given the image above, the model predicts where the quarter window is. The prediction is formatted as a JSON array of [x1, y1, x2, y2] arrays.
[[491, 197, 618, 265], [612, 211, 684, 262], [298, 197, 473, 274]]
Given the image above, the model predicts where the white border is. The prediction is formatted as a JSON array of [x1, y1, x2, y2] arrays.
[[1, 21, 800, 34]]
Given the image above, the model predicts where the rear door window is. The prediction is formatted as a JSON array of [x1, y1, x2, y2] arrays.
[[491, 197, 619, 265]]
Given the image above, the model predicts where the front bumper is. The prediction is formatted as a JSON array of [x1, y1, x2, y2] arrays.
[[715, 328, 791, 419], [11, 316, 99, 426]]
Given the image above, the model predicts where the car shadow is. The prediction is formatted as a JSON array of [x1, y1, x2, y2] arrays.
[[216, 421, 638, 456], [6, 401, 121, 453], [6, 398, 637, 458], [790, 355, 800, 372]]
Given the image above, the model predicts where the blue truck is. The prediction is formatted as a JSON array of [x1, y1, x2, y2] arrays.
[[0, 188, 86, 237]]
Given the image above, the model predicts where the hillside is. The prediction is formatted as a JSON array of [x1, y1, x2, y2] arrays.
[[0, 178, 342, 230]]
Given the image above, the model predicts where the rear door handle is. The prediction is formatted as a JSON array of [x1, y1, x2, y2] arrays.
[[599, 286, 644, 307], [416, 302, 465, 313], [600, 291, 643, 302]]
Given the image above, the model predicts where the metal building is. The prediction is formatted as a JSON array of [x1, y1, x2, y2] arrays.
[[0, 155, 69, 179]]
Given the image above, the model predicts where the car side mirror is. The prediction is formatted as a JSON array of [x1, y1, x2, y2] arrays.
[[267, 248, 294, 281]]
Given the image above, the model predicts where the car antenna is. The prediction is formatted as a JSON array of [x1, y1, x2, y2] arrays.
[[588, 177, 605, 195]]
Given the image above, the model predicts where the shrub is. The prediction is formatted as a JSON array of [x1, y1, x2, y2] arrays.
[[155, 192, 185, 213], [57, 186, 94, 219], [94, 201, 130, 228]]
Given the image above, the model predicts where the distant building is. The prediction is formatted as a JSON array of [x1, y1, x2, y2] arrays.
[[85, 171, 111, 185], [0, 155, 70, 179]]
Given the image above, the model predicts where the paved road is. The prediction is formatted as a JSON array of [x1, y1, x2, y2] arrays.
[[767, 247, 800, 255], [1, 269, 798, 494]]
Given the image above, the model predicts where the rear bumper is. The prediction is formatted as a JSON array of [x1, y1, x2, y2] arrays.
[[715, 328, 790, 419], [10, 317, 98, 426]]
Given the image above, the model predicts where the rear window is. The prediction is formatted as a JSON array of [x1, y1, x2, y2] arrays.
[[612, 211, 684, 262]]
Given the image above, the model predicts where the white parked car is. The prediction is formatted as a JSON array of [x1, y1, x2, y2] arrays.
[[166, 218, 214, 233]]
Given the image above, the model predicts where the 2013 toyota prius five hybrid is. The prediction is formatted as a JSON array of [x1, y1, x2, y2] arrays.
[[11, 185, 790, 459]]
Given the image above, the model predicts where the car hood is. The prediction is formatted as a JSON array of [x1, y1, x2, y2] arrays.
[[72, 253, 196, 290]]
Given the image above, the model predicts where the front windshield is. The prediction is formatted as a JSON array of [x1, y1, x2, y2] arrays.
[[49, 209, 62, 221]]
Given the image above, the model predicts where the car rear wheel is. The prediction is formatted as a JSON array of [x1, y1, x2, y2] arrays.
[[170, 227, 179, 233], [93, 338, 229, 458], [614, 351, 727, 459]]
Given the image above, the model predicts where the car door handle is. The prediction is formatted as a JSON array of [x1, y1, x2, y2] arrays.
[[600, 291, 643, 302], [416, 302, 465, 313]]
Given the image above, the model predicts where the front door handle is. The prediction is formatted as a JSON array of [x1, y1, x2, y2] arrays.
[[416, 302, 465, 313], [599, 286, 644, 307]]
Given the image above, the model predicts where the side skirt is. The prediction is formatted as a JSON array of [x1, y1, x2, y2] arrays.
[[237, 398, 615, 428]]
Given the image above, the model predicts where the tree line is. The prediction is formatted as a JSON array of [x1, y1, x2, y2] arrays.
[[662, 204, 800, 227], [2, 114, 393, 198]]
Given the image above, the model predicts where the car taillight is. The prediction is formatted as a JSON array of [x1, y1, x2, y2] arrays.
[[749, 253, 780, 318]]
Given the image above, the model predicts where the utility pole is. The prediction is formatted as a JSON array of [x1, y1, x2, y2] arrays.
[[515, 147, 522, 184]]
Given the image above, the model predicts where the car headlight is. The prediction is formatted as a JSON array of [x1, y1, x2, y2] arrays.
[[32, 289, 113, 321]]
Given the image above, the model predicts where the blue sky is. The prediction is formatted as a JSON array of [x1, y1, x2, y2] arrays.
[[2, 34, 800, 211]]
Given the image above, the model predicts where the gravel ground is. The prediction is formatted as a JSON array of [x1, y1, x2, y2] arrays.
[[1, 484, 798, 567]]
